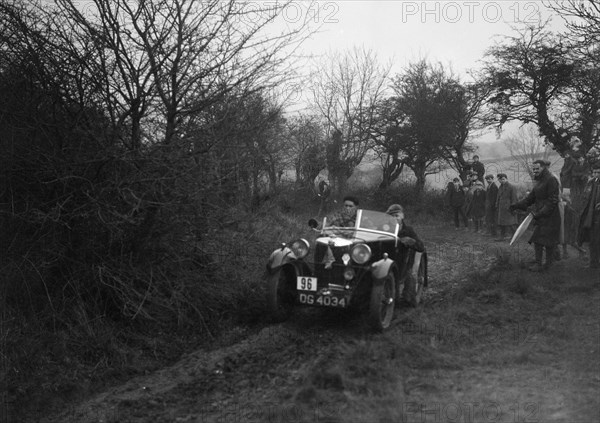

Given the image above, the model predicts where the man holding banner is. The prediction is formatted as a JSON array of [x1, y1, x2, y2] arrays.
[[509, 160, 561, 272]]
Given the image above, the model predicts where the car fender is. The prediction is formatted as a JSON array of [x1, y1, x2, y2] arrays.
[[266, 247, 311, 276], [266, 247, 294, 271], [370, 257, 398, 285]]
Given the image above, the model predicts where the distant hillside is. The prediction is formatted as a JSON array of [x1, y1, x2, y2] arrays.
[[475, 140, 511, 160], [348, 143, 565, 191]]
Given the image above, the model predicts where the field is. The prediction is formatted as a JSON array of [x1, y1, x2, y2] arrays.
[[349, 152, 564, 192], [31, 195, 599, 423]]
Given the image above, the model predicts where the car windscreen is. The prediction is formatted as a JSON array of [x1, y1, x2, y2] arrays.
[[356, 210, 398, 235]]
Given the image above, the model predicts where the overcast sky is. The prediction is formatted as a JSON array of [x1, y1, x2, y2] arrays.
[[293, 1, 563, 76], [276, 1, 566, 144]]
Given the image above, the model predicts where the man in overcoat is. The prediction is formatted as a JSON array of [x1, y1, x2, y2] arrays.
[[577, 163, 600, 268], [510, 160, 561, 272], [485, 174, 499, 236], [467, 180, 486, 232], [448, 178, 468, 229], [559, 152, 575, 192], [495, 173, 518, 241]]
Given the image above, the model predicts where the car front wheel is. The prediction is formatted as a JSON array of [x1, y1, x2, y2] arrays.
[[266, 268, 294, 322], [368, 270, 396, 331]]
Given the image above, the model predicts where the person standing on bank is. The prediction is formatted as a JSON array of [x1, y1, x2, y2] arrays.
[[448, 177, 468, 230], [471, 155, 485, 182], [509, 160, 561, 272], [495, 173, 518, 241], [577, 163, 600, 269], [485, 174, 499, 237], [467, 180, 486, 233], [559, 152, 575, 193]]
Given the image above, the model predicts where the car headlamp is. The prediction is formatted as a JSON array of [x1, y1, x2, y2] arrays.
[[290, 238, 310, 259], [351, 244, 371, 264]]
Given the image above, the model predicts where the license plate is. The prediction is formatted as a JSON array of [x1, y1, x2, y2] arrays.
[[297, 276, 317, 291], [298, 293, 348, 308]]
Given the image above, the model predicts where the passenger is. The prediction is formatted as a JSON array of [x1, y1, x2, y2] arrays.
[[329, 195, 359, 227], [385, 204, 425, 252]]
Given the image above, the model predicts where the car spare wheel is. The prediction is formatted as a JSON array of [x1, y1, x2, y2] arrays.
[[266, 268, 294, 322], [368, 270, 396, 331], [405, 258, 426, 307]]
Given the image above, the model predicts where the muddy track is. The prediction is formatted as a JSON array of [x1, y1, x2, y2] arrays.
[[42, 223, 600, 423]]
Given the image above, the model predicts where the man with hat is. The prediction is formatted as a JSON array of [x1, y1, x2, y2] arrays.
[[510, 160, 561, 272], [447, 177, 469, 230], [495, 173, 518, 241], [578, 163, 600, 268], [484, 174, 499, 236]]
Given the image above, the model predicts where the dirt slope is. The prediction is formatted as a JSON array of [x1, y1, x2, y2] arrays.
[[41, 223, 600, 423]]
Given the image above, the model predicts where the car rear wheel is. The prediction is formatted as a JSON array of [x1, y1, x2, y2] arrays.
[[368, 270, 396, 331], [405, 257, 426, 307], [266, 268, 294, 322]]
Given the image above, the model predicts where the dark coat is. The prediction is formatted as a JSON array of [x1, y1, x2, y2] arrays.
[[560, 156, 575, 189], [577, 177, 600, 245], [467, 186, 486, 218], [471, 161, 485, 181], [447, 184, 465, 208], [398, 223, 425, 252], [563, 201, 580, 245], [512, 168, 561, 246], [485, 182, 498, 212], [496, 182, 518, 226]]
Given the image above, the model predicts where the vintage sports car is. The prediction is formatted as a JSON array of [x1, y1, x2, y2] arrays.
[[265, 209, 428, 331]]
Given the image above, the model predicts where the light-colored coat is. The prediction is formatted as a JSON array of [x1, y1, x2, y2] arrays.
[[496, 182, 518, 226]]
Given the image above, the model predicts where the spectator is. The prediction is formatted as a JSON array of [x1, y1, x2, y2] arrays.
[[559, 193, 586, 260], [485, 174, 499, 236], [317, 179, 331, 215], [510, 160, 561, 272], [471, 155, 485, 182], [559, 152, 575, 192], [495, 173, 518, 241], [461, 184, 472, 227], [467, 180, 486, 233], [447, 177, 468, 230], [571, 154, 590, 200], [577, 163, 600, 269], [469, 172, 481, 186]]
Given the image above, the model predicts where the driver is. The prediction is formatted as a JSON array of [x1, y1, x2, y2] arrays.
[[385, 204, 425, 252], [329, 196, 359, 227]]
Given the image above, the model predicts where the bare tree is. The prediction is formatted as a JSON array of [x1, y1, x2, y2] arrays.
[[285, 114, 327, 187], [380, 59, 466, 191], [310, 47, 391, 194], [504, 124, 555, 179], [483, 21, 600, 156], [45, 0, 313, 148], [0, 0, 314, 332]]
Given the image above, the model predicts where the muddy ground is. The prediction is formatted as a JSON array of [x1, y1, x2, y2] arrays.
[[36, 222, 600, 423]]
